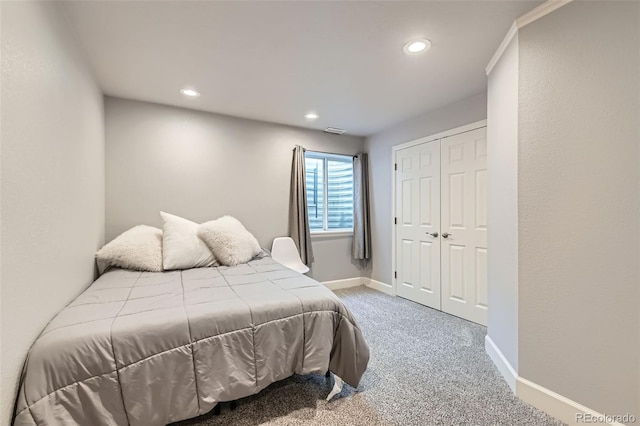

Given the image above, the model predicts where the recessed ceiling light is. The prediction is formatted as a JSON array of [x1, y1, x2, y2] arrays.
[[304, 112, 319, 121], [403, 39, 431, 55], [180, 88, 200, 97]]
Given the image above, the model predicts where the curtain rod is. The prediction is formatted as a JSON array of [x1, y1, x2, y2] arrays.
[[302, 148, 357, 158]]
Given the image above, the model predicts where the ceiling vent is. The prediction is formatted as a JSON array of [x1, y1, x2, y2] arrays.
[[324, 127, 346, 135]]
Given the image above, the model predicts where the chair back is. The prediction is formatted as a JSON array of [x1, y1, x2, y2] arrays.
[[271, 237, 309, 274]]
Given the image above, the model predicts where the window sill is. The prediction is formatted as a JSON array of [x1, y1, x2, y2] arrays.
[[310, 230, 353, 239]]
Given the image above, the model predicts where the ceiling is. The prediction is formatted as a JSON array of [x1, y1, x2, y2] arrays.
[[63, 1, 540, 136]]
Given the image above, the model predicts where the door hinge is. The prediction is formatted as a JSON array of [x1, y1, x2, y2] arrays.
[[394, 217, 397, 225], [394, 163, 397, 171], [394, 271, 397, 279]]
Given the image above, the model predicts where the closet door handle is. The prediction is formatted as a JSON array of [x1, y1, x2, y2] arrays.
[[426, 232, 439, 238], [442, 232, 452, 239]]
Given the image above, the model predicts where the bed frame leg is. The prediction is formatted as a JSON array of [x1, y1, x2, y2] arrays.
[[213, 404, 221, 416], [230, 400, 237, 411]]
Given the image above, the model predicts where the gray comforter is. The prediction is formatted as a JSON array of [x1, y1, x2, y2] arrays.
[[13, 257, 369, 425]]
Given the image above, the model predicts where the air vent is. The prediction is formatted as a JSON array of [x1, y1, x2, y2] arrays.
[[324, 127, 346, 135]]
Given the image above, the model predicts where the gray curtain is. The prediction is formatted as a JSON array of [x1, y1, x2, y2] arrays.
[[289, 145, 314, 266], [352, 153, 371, 260]]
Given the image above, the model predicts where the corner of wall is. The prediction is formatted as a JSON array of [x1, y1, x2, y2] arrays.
[[486, 0, 640, 423]]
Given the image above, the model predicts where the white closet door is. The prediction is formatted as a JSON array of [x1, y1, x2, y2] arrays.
[[395, 141, 441, 309], [440, 127, 488, 325]]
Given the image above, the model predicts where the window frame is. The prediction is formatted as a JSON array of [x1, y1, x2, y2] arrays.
[[304, 151, 354, 235]]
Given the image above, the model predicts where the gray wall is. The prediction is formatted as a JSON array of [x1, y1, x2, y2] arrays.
[[363, 92, 488, 284], [105, 97, 367, 282], [518, 1, 639, 416], [0, 2, 105, 425], [487, 35, 519, 372]]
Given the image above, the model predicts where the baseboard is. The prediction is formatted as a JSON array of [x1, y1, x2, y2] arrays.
[[362, 278, 393, 295], [516, 378, 627, 426], [485, 336, 517, 393], [322, 277, 363, 291], [322, 277, 394, 295], [485, 337, 626, 426]]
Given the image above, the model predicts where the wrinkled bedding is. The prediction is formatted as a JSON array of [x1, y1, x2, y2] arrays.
[[13, 257, 369, 425]]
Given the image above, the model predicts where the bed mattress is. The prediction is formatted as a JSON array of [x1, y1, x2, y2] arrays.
[[13, 257, 369, 425]]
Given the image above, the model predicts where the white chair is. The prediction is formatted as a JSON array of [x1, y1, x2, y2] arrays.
[[271, 237, 310, 274]]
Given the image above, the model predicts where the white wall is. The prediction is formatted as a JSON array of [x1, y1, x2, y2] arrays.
[[0, 2, 105, 425], [105, 97, 367, 282], [487, 35, 519, 372], [363, 92, 488, 284], [517, 1, 639, 417]]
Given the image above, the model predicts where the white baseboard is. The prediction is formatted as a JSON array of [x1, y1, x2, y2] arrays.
[[486, 337, 626, 426], [516, 378, 626, 426], [485, 335, 517, 393], [321, 277, 394, 296], [363, 277, 393, 295], [322, 277, 363, 291]]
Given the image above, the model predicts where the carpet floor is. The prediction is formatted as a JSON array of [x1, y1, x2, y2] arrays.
[[175, 286, 564, 426]]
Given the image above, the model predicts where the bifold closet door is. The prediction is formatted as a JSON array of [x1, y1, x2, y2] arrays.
[[440, 127, 488, 326], [395, 141, 441, 310]]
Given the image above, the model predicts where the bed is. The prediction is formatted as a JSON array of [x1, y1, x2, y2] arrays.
[[13, 256, 370, 426]]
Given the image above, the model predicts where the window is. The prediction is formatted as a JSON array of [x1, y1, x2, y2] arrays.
[[305, 151, 354, 232]]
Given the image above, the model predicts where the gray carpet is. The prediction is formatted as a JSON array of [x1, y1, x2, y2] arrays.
[[175, 286, 564, 426]]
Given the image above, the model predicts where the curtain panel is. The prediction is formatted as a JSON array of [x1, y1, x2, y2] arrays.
[[352, 153, 371, 260], [289, 145, 314, 266]]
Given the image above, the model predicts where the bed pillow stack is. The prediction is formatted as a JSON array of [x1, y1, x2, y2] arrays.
[[95, 213, 262, 271]]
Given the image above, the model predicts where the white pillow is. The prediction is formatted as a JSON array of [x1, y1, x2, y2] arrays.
[[161, 212, 216, 270], [96, 225, 163, 272], [197, 216, 261, 266]]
